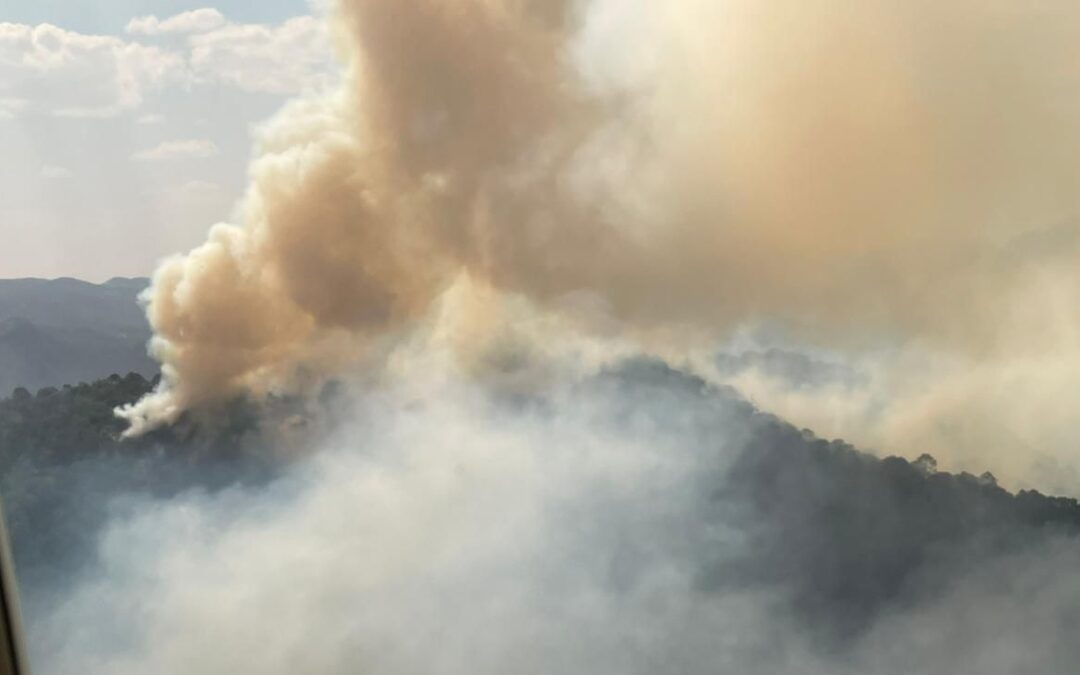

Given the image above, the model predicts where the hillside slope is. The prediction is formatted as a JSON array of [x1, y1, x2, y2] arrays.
[[4, 361, 1080, 648]]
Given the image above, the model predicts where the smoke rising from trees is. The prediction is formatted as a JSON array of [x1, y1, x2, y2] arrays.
[[117, 1, 1080, 487]]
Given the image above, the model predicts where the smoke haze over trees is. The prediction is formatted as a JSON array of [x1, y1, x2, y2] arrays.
[[6, 361, 1080, 673]]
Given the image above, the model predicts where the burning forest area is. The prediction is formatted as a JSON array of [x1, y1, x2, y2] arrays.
[[5, 0, 1080, 673]]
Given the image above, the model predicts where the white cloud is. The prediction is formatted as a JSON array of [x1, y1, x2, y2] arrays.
[[132, 139, 219, 161], [0, 14, 334, 280], [0, 14, 337, 119], [0, 97, 26, 113], [0, 99, 21, 119], [40, 165, 72, 179], [175, 179, 222, 195], [126, 9, 227, 36], [0, 22, 185, 118], [189, 16, 337, 95]]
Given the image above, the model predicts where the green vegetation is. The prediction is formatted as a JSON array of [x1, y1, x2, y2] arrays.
[[0, 373, 156, 473]]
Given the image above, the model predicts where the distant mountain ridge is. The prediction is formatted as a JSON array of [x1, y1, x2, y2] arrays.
[[0, 277, 157, 395]]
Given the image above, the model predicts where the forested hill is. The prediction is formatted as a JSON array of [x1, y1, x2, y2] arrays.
[[4, 364, 1080, 643], [0, 277, 156, 395], [0, 372, 275, 604]]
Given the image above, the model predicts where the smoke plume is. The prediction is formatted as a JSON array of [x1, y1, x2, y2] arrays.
[[9, 3, 1080, 671], [120, 0, 1080, 451]]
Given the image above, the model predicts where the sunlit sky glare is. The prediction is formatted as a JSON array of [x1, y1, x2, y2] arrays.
[[0, 1, 333, 281]]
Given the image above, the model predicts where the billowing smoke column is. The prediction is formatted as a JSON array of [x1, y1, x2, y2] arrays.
[[121, 0, 1080, 473], [119, 0, 596, 432], [31, 3, 1080, 670]]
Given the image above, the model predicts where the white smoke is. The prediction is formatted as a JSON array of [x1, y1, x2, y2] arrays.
[[36, 356, 1080, 674]]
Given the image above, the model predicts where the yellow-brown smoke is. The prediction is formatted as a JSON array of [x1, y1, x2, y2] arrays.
[[120, 0, 1080, 443]]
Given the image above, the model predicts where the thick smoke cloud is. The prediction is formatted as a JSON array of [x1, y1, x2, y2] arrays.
[[82, 5, 1080, 670], [120, 0, 1080, 460], [10, 2, 1080, 669]]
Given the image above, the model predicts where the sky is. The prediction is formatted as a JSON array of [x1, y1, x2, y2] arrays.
[[0, 1, 335, 281]]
